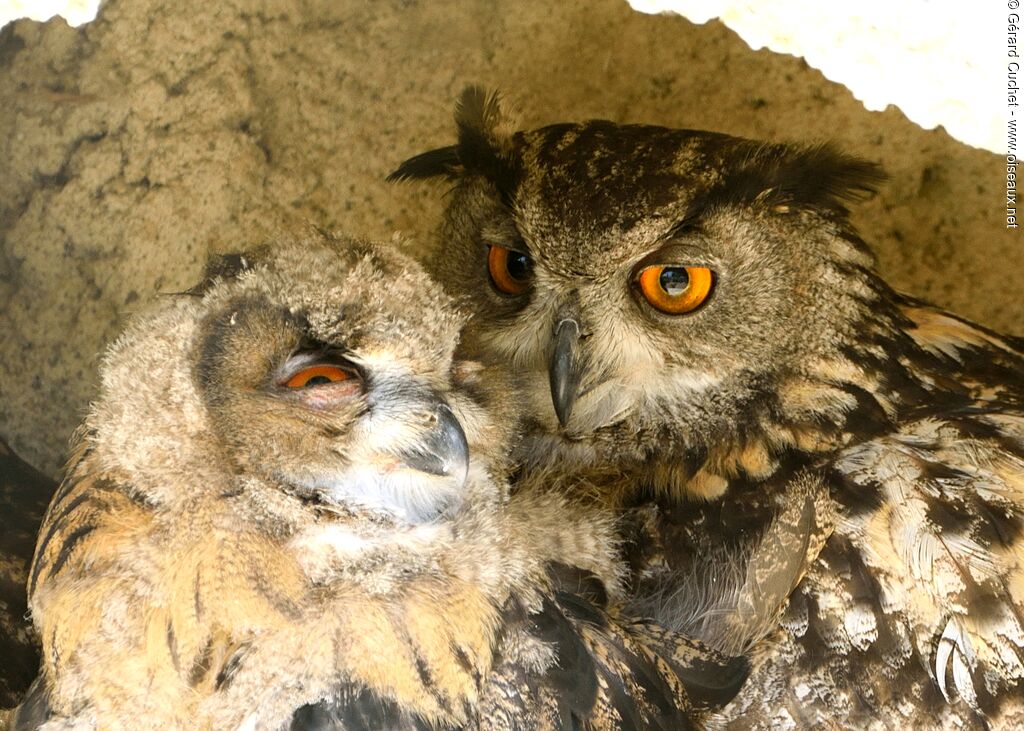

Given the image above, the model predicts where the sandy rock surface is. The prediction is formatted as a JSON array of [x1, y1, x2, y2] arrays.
[[1, 0, 1019, 476]]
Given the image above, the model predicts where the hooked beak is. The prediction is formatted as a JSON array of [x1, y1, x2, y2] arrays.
[[396, 404, 469, 486], [549, 318, 585, 427]]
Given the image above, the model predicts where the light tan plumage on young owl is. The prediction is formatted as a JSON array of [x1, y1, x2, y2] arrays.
[[390, 88, 1024, 728], [5, 229, 828, 730]]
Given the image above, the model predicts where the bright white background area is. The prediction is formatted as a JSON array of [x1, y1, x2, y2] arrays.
[[0, 0, 100, 29], [630, 1, 1002, 154]]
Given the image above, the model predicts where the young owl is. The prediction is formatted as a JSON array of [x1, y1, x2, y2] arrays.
[[8, 229, 801, 731], [390, 88, 1024, 728]]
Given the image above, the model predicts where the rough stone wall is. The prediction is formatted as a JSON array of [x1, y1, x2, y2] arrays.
[[1, 0, 1018, 476]]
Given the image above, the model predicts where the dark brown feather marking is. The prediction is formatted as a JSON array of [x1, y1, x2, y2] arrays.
[[167, 622, 180, 673], [215, 643, 250, 691], [45, 524, 96, 582], [188, 638, 214, 687], [29, 493, 93, 595]]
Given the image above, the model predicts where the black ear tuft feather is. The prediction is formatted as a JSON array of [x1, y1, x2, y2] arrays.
[[454, 86, 503, 137], [388, 85, 520, 202], [452, 86, 519, 200], [766, 144, 887, 208], [386, 145, 461, 182], [704, 142, 886, 217], [453, 86, 505, 166]]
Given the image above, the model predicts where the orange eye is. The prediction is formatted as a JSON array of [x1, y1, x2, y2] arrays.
[[283, 364, 351, 389], [487, 245, 532, 296], [637, 266, 714, 315]]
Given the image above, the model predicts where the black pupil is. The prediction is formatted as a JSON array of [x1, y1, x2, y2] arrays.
[[305, 375, 333, 386], [659, 267, 690, 296], [507, 251, 531, 281]]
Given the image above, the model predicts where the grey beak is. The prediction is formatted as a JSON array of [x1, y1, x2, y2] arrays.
[[398, 404, 469, 483], [549, 318, 584, 428]]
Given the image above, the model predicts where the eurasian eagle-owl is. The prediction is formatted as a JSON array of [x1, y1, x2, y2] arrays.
[[390, 88, 1024, 728]]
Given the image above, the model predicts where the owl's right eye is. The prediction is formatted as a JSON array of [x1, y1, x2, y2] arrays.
[[283, 364, 351, 389], [277, 352, 361, 400], [487, 245, 533, 296]]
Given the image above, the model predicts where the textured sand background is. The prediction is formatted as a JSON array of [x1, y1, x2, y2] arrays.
[[1, 0, 1019, 476]]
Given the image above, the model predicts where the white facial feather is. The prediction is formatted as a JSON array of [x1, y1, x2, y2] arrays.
[[304, 464, 464, 525]]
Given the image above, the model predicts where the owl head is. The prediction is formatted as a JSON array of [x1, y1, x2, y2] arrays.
[[90, 228, 513, 525], [392, 88, 891, 497]]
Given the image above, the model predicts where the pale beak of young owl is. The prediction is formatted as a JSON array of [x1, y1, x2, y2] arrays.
[[395, 402, 469, 482]]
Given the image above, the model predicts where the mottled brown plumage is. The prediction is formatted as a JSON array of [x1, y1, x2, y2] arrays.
[[11, 230, 761, 730], [391, 88, 1024, 728]]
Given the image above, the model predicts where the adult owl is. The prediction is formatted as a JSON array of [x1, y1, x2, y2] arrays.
[[390, 88, 1024, 728], [8, 230, 828, 730]]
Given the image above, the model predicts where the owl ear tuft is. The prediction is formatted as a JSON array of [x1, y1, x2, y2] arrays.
[[706, 143, 885, 217], [453, 85, 519, 198], [761, 141, 888, 210], [453, 87, 513, 163], [780, 144, 886, 208], [386, 145, 461, 182], [388, 86, 519, 200]]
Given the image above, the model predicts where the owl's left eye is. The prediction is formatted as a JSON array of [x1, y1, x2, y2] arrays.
[[282, 364, 352, 389], [487, 245, 533, 296], [636, 265, 714, 315]]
